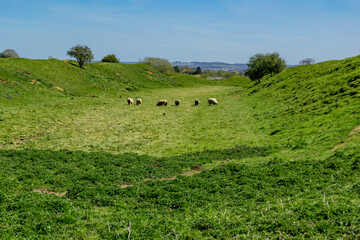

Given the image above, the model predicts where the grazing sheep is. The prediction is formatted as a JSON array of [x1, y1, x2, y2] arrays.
[[208, 98, 218, 105], [127, 98, 134, 105], [194, 99, 200, 106], [156, 100, 168, 106], [175, 99, 180, 106], [136, 98, 142, 105]]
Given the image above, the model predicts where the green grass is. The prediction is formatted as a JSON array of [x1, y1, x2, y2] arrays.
[[0, 149, 358, 239], [0, 56, 360, 238], [0, 58, 179, 99], [0, 85, 266, 156]]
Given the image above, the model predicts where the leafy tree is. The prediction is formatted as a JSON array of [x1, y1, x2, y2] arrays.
[[141, 57, 174, 74], [194, 67, 202, 75], [173, 66, 180, 73], [102, 54, 119, 63], [224, 71, 237, 79], [245, 53, 286, 83], [67, 44, 94, 68], [299, 58, 315, 65], [216, 70, 223, 77], [0, 49, 19, 58]]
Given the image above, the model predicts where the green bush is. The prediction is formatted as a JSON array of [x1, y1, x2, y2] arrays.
[[101, 54, 119, 63], [141, 57, 174, 74], [246, 52, 286, 83], [0, 49, 19, 58]]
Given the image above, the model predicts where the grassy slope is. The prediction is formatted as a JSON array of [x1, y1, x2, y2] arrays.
[[0, 58, 241, 100], [0, 59, 250, 156], [241, 55, 360, 154], [0, 57, 360, 238], [0, 58, 180, 100]]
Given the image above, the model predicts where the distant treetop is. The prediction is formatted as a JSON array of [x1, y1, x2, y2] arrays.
[[299, 58, 315, 65], [141, 57, 174, 74], [102, 54, 119, 63], [0, 49, 19, 58]]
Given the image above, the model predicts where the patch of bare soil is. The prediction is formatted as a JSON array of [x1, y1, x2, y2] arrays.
[[11, 132, 50, 145], [145, 70, 159, 77], [115, 72, 121, 76], [33, 188, 66, 196], [233, 93, 248, 98], [180, 171, 201, 176], [191, 165, 204, 171], [144, 176, 177, 182], [350, 125, 360, 135], [120, 184, 133, 189], [54, 86, 64, 91], [180, 165, 204, 176], [17, 69, 30, 75], [120, 165, 205, 188], [31, 79, 41, 85], [332, 125, 360, 151], [0, 78, 5, 83]]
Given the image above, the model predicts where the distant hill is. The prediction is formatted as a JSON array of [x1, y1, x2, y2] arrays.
[[171, 61, 248, 72]]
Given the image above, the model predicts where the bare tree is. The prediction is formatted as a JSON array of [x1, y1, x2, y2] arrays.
[[299, 58, 315, 65]]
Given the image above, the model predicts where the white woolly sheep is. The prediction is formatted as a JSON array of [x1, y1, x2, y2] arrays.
[[127, 98, 134, 105], [175, 99, 180, 106], [156, 100, 168, 106], [194, 99, 200, 106], [136, 98, 142, 105], [208, 98, 218, 105]]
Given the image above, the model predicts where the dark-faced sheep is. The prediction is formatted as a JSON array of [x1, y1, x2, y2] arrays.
[[208, 98, 218, 105], [175, 99, 180, 106], [194, 99, 200, 106], [136, 98, 142, 105], [127, 98, 134, 105], [156, 100, 168, 106]]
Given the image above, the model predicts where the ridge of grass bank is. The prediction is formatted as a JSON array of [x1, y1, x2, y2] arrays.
[[0, 58, 247, 101], [0, 58, 180, 99], [234, 55, 360, 155]]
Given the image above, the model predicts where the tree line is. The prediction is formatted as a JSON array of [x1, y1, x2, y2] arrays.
[[1, 45, 315, 82]]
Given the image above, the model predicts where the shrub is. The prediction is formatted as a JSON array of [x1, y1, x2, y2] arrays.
[[0, 49, 19, 58], [245, 53, 286, 83], [141, 57, 174, 74], [101, 54, 119, 63]]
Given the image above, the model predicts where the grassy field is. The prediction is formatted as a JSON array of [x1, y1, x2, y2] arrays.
[[0, 56, 360, 239]]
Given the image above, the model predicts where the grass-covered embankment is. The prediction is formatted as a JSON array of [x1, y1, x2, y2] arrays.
[[0, 55, 360, 238]]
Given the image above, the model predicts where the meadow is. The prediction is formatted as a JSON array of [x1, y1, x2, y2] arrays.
[[0, 56, 360, 239]]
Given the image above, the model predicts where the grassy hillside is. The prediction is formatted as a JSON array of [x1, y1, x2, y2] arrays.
[[0, 58, 245, 101], [238, 55, 360, 154], [0, 58, 180, 99], [0, 56, 360, 238]]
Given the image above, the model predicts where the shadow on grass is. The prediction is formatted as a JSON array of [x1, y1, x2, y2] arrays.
[[1, 147, 360, 238], [0, 144, 270, 192]]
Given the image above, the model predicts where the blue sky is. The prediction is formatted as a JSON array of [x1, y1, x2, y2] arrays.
[[0, 0, 359, 64]]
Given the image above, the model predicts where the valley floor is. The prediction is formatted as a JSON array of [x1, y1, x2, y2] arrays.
[[0, 84, 359, 239]]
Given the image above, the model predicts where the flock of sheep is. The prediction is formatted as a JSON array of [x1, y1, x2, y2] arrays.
[[126, 98, 218, 106]]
